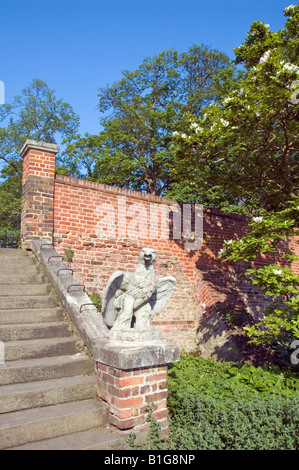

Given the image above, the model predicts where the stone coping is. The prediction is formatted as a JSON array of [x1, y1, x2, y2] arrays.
[[20, 139, 60, 158], [31, 239, 180, 370]]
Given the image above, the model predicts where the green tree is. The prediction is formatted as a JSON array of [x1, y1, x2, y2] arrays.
[[0, 79, 79, 247], [218, 200, 299, 362], [171, 6, 299, 212], [64, 45, 238, 195]]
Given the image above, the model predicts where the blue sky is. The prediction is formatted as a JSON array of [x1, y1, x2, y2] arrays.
[[0, 0, 293, 136]]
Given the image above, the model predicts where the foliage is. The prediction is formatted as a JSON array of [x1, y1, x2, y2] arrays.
[[168, 355, 299, 401], [0, 168, 21, 247], [0, 79, 79, 172], [64, 45, 238, 195], [128, 405, 169, 451], [0, 79, 79, 247], [168, 391, 299, 450], [166, 355, 299, 450], [171, 6, 299, 211], [64, 247, 74, 265], [87, 291, 102, 312], [218, 200, 299, 350]]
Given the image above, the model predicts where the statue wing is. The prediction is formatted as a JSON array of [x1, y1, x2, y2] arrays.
[[101, 270, 131, 327], [150, 276, 176, 316]]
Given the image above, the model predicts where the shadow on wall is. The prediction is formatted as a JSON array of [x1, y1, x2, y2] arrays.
[[193, 210, 274, 364]]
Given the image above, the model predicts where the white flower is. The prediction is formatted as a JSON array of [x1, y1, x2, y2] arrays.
[[218, 247, 227, 256], [224, 239, 233, 245], [285, 4, 295, 12], [181, 133, 187, 139], [224, 97, 233, 104], [190, 122, 201, 134], [273, 269, 282, 275], [220, 119, 229, 127], [259, 50, 271, 64], [172, 131, 179, 136], [282, 63, 299, 73], [252, 216, 263, 223], [265, 24, 270, 29]]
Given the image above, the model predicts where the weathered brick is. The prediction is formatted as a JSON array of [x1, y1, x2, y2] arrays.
[[145, 390, 168, 403], [115, 376, 144, 388], [114, 396, 144, 409]]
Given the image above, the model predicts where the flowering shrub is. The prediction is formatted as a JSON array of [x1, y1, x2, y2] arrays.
[[218, 200, 299, 354], [170, 5, 299, 212]]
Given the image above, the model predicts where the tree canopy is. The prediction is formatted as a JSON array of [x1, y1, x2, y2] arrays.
[[170, 5, 299, 213], [64, 44, 238, 195], [0, 79, 79, 247]]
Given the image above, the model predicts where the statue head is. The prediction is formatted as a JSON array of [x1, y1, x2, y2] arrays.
[[139, 247, 156, 266]]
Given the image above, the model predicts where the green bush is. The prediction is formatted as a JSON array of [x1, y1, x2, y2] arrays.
[[87, 291, 102, 312], [168, 392, 299, 450], [167, 356, 299, 450]]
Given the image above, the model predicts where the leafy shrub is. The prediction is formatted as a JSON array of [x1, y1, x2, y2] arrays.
[[167, 356, 299, 450], [168, 355, 299, 401], [87, 291, 102, 312], [168, 392, 299, 450], [64, 247, 74, 264]]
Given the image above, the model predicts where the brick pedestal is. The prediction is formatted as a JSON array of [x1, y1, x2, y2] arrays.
[[20, 139, 59, 248], [97, 363, 169, 431], [94, 340, 180, 432]]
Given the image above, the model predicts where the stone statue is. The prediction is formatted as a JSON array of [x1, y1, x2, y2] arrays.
[[101, 248, 176, 340]]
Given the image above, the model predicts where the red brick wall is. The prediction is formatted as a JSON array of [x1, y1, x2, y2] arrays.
[[21, 141, 299, 353], [52, 175, 200, 350]]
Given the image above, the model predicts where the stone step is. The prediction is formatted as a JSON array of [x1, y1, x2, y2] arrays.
[[0, 255, 36, 265], [0, 273, 45, 285], [0, 398, 109, 450], [0, 307, 65, 324], [0, 248, 30, 258], [9, 427, 129, 450], [0, 295, 59, 310], [0, 284, 52, 297], [0, 322, 72, 342], [2, 264, 40, 275], [0, 375, 97, 414], [4, 337, 83, 361], [0, 354, 95, 386]]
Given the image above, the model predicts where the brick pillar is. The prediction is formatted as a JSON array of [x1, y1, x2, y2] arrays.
[[94, 340, 180, 433], [97, 363, 169, 431], [20, 140, 60, 248]]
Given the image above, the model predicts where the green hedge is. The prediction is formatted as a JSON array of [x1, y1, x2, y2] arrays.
[[166, 356, 299, 450]]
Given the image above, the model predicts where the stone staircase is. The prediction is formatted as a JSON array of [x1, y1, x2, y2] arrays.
[[0, 248, 127, 450]]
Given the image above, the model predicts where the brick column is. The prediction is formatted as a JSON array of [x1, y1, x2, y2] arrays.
[[97, 363, 169, 431], [94, 340, 180, 433], [20, 140, 59, 248]]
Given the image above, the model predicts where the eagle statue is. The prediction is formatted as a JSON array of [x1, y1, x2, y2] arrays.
[[101, 247, 176, 333]]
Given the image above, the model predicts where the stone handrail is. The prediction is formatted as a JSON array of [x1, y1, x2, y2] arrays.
[[31, 239, 180, 369]]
